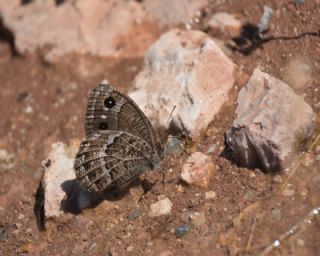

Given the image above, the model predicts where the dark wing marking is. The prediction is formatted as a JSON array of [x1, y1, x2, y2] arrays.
[[74, 131, 154, 193], [85, 83, 161, 156]]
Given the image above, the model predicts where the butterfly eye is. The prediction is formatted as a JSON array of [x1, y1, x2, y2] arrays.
[[98, 122, 109, 130], [104, 96, 116, 109]]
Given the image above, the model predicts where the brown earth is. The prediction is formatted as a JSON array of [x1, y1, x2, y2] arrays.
[[0, 1, 320, 255]]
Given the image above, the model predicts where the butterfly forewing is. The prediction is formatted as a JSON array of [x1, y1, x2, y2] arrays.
[[75, 131, 155, 193], [85, 84, 160, 156]]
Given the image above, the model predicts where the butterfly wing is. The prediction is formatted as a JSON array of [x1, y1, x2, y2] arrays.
[[85, 83, 162, 156], [74, 131, 155, 193]]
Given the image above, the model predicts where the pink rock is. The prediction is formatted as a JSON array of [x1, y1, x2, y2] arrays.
[[181, 152, 215, 188], [0, 0, 159, 62], [129, 29, 235, 138], [208, 12, 242, 37], [226, 69, 315, 171]]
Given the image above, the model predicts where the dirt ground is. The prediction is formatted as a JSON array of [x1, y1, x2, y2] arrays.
[[0, 1, 320, 255]]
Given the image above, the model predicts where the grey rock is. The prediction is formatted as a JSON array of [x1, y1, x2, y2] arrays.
[[258, 6, 273, 34], [175, 224, 190, 238], [166, 137, 184, 155], [226, 69, 315, 171]]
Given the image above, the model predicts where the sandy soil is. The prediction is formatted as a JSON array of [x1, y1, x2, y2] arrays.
[[0, 1, 319, 255]]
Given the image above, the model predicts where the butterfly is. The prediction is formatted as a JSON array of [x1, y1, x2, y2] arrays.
[[74, 82, 165, 193]]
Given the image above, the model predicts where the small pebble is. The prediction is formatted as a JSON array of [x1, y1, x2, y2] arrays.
[[149, 198, 173, 217], [296, 239, 305, 247], [282, 187, 295, 197], [126, 245, 134, 252], [128, 208, 143, 221], [177, 184, 185, 193], [273, 175, 283, 183], [303, 153, 315, 166], [205, 191, 216, 199], [18, 213, 24, 220], [175, 224, 190, 238], [207, 144, 218, 153], [271, 208, 281, 221]]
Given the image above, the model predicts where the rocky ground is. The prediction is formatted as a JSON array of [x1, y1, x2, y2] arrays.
[[0, 0, 320, 255]]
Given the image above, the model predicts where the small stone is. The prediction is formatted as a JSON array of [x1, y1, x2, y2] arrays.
[[271, 208, 281, 221], [303, 153, 315, 167], [273, 175, 283, 183], [207, 144, 218, 154], [181, 210, 206, 226], [18, 213, 24, 220], [0, 149, 15, 171], [205, 191, 216, 200], [316, 146, 320, 153], [128, 208, 143, 221], [175, 224, 190, 238], [316, 155, 320, 161], [15, 223, 22, 229], [126, 245, 134, 252], [89, 243, 97, 251], [177, 184, 185, 193], [181, 152, 216, 188], [0, 227, 8, 241], [258, 6, 273, 34], [282, 187, 295, 197], [147, 241, 153, 247], [149, 198, 173, 217], [296, 239, 305, 247], [166, 137, 184, 155]]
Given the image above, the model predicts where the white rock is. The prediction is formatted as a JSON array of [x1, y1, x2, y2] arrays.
[[0, 0, 157, 62], [205, 190, 216, 199], [226, 69, 315, 171], [43, 141, 95, 218], [129, 29, 235, 138], [208, 12, 242, 37], [149, 198, 173, 217], [143, 0, 208, 27], [0, 148, 15, 171], [181, 152, 215, 188]]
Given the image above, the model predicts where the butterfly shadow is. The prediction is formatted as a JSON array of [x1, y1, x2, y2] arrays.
[[60, 178, 143, 215]]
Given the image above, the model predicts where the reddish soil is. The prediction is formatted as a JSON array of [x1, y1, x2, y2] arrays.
[[0, 1, 319, 255]]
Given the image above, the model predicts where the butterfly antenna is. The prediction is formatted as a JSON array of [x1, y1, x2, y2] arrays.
[[161, 105, 176, 142]]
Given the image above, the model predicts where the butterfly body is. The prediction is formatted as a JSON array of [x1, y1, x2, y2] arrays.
[[74, 83, 164, 193]]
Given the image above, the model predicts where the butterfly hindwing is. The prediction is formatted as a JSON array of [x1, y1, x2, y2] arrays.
[[74, 131, 154, 193]]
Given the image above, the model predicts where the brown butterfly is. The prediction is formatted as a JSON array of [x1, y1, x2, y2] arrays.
[[74, 82, 164, 193]]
